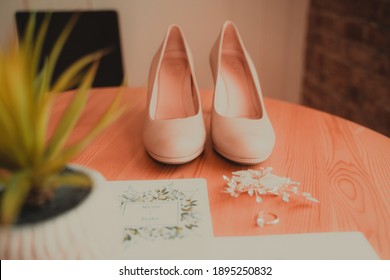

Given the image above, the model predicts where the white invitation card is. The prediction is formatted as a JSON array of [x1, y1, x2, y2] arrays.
[[108, 178, 213, 258]]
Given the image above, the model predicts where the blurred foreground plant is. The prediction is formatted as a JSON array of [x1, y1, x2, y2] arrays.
[[0, 14, 124, 225]]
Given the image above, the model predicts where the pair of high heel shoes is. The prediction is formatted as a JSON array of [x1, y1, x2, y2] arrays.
[[143, 21, 275, 165]]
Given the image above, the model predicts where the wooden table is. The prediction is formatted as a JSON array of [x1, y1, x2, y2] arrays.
[[53, 87, 390, 259]]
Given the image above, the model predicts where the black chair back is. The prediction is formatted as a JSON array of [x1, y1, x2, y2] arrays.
[[15, 10, 124, 88]]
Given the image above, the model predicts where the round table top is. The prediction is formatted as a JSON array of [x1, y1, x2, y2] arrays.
[[53, 87, 390, 259]]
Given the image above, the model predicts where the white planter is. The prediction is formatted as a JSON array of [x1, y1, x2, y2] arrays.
[[0, 165, 122, 259]]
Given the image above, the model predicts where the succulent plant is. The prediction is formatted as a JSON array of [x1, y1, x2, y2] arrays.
[[0, 14, 124, 225]]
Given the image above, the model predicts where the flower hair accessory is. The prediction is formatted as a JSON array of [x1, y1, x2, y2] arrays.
[[223, 167, 319, 204]]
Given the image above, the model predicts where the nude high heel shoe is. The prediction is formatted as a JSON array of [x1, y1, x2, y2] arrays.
[[210, 21, 275, 164], [143, 25, 206, 164]]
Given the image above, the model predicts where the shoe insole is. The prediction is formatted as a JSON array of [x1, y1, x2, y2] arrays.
[[156, 53, 196, 120], [218, 52, 262, 118]]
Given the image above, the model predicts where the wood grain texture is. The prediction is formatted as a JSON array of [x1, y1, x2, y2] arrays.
[[52, 87, 390, 259]]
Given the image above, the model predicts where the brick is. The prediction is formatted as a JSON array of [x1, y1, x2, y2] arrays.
[[372, 108, 390, 136], [365, 25, 390, 51], [321, 56, 351, 96], [344, 104, 364, 124], [306, 30, 321, 46], [337, 99, 389, 136], [302, 76, 389, 132], [328, 98, 351, 119], [308, 10, 322, 30], [346, 42, 375, 66], [304, 48, 323, 79], [315, 12, 345, 35], [302, 79, 322, 108], [344, 21, 365, 41], [319, 32, 343, 55], [324, 83, 351, 103], [350, 68, 390, 106], [322, 56, 350, 80], [348, 85, 367, 104], [304, 70, 323, 89], [369, 80, 390, 106], [303, 65, 323, 90], [304, 0, 390, 137], [301, 78, 336, 110], [312, 0, 378, 21], [361, 102, 390, 136], [377, 1, 390, 26], [362, 101, 378, 119], [305, 51, 350, 100], [370, 51, 390, 77], [346, 43, 390, 76]]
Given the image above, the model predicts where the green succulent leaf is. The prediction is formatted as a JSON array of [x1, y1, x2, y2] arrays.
[[44, 86, 126, 175], [31, 13, 51, 87], [0, 13, 125, 225], [0, 171, 31, 225], [0, 86, 28, 168], [51, 49, 109, 93], [21, 12, 36, 62], [29, 59, 52, 168], [46, 14, 79, 87], [45, 172, 92, 190], [45, 61, 99, 162]]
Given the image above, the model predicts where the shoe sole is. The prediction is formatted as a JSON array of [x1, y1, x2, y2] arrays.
[[213, 145, 270, 165], [146, 147, 204, 164]]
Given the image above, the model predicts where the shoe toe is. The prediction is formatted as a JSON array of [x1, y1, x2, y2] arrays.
[[143, 117, 206, 164], [152, 134, 203, 159], [216, 132, 273, 164], [212, 117, 275, 164]]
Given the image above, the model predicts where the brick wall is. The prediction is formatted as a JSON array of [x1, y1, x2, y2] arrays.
[[302, 0, 390, 136]]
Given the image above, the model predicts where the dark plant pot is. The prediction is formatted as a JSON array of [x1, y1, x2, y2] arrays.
[[0, 165, 122, 259]]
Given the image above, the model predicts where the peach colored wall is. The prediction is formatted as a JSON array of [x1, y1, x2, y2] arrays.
[[0, 0, 309, 103]]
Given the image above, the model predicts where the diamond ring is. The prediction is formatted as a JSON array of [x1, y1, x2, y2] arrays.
[[256, 211, 279, 227]]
